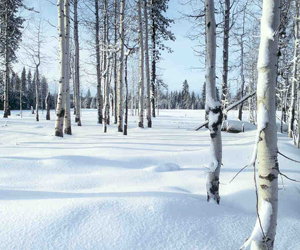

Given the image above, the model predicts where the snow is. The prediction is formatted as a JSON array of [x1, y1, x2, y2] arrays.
[[222, 120, 257, 132], [147, 163, 181, 172], [240, 199, 273, 249], [0, 109, 299, 250]]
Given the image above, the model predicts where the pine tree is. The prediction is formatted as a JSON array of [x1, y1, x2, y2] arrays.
[[191, 91, 196, 109], [150, 0, 175, 117], [27, 69, 35, 111], [21, 67, 27, 93], [40, 76, 48, 109], [182, 79, 190, 109], [200, 82, 206, 109], [0, 0, 25, 117]]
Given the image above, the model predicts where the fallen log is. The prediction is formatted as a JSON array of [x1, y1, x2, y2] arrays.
[[195, 91, 257, 131]]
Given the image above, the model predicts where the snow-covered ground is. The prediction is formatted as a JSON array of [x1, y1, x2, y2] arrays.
[[0, 109, 299, 250]]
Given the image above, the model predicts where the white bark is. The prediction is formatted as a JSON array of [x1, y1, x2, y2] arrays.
[[289, 0, 299, 138], [241, 0, 280, 249], [138, 0, 144, 128], [117, 0, 125, 132], [238, 11, 246, 121], [55, 0, 66, 137], [103, 0, 109, 132], [35, 68, 40, 122], [297, 88, 300, 148], [20, 82, 22, 118], [64, 0, 72, 135], [144, 0, 151, 128], [150, 0, 156, 118], [35, 21, 42, 123], [124, 53, 129, 135], [114, 0, 118, 125], [3, 2, 9, 118], [74, 0, 81, 126], [221, 0, 230, 118], [205, 0, 223, 204], [249, 65, 256, 124], [45, 92, 51, 120], [95, 0, 103, 125]]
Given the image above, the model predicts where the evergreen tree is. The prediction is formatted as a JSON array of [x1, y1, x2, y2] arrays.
[[191, 91, 196, 109], [83, 89, 92, 109], [0, 0, 25, 117], [182, 79, 190, 109], [150, 0, 175, 116], [200, 82, 206, 109], [26, 70, 35, 109], [21, 67, 27, 92], [40, 76, 48, 109]]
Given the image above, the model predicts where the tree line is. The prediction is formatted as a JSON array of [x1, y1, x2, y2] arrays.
[[0, 67, 54, 113]]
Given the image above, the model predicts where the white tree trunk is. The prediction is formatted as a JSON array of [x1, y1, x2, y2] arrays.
[[35, 68, 40, 122], [74, 0, 81, 126], [297, 88, 300, 148], [150, 0, 156, 118], [103, 0, 109, 132], [95, 0, 103, 125], [117, 0, 125, 132], [138, 0, 145, 128], [45, 92, 51, 120], [55, 0, 66, 137], [20, 82, 22, 118], [249, 65, 256, 124], [3, 3, 9, 118], [241, 0, 280, 249], [124, 54, 129, 135], [144, 0, 151, 128], [205, 0, 223, 204], [64, 0, 72, 135], [35, 21, 42, 123], [289, 0, 299, 138], [221, 0, 230, 119], [114, 0, 118, 125]]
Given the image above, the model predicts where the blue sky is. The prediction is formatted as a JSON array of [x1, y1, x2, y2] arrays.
[[157, 0, 206, 94], [16, 0, 206, 95]]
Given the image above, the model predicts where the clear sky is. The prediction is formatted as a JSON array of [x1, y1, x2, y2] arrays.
[[159, 0, 205, 94], [16, 0, 205, 95]]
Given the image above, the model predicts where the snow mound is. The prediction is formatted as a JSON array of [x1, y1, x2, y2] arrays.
[[222, 120, 256, 133], [148, 163, 181, 172]]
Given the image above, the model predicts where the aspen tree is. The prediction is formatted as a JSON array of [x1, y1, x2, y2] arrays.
[[241, 0, 280, 249], [221, 0, 230, 119], [138, 0, 145, 128], [103, 0, 109, 132], [45, 92, 51, 120], [117, 0, 125, 132], [74, 0, 81, 126], [55, 0, 66, 137], [3, 0, 9, 118], [238, 10, 246, 121], [35, 68, 40, 122], [64, 0, 72, 135], [205, 0, 223, 204], [124, 51, 129, 135], [95, 0, 103, 125], [114, 0, 118, 125], [289, 0, 299, 138], [144, 0, 151, 127]]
